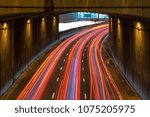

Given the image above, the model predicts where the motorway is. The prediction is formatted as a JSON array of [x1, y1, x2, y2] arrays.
[[0, 24, 139, 100], [15, 24, 126, 100]]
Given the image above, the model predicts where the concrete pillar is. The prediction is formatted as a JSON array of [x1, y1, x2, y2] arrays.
[[51, 15, 59, 41], [0, 21, 13, 95], [110, 16, 150, 99]]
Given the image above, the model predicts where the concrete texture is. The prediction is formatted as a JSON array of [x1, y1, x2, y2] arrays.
[[0, 0, 150, 18], [0, 14, 58, 95], [109, 16, 150, 99], [0, 0, 44, 14], [0, 21, 13, 95]]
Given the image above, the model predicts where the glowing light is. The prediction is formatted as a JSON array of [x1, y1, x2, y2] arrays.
[[110, 18, 112, 22], [118, 19, 120, 24], [26, 19, 32, 40], [134, 21, 142, 57], [117, 19, 121, 34], [3, 23, 7, 30], [117, 18, 123, 60], [52, 16, 57, 32], [27, 19, 31, 24], [136, 22, 141, 30], [53, 16, 56, 20], [41, 17, 46, 39], [42, 18, 45, 22], [1, 22, 9, 51], [0, 23, 8, 30]]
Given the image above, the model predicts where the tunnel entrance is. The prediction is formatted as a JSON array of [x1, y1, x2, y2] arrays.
[[58, 12, 109, 32]]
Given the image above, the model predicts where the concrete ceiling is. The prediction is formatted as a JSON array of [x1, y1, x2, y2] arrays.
[[0, 0, 149, 18]]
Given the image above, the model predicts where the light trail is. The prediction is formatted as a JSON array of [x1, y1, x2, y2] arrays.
[[17, 25, 107, 100], [56, 29, 105, 100], [17, 24, 123, 100], [88, 27, 123, 100]]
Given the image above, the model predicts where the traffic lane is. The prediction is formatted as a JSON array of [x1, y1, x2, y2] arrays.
[[88, 29, 123, 100], [80, 28, 108, 100], [80, 36, 93, 100], [88, 31, 109, 100], [56, 28, 108, 100], [17, 24, 108, 100], [42, 42, 76, 100], [17, 29, 89, 100], [43, 26, 109, 100]]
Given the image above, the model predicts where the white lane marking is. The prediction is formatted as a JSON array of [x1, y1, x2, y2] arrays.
[[70, 48, 72, 51], [63, 59, 66, 62], [82, 67, 84, 71], [56, 77, 59, 82], [52, 92, 55, 99], [60, 67, 63, 70], [66, 53, 69, 56], [83, 78, 85, 83], [84, 93, 87, 99], [82, 60, 84, 63], [83, 54, 84, 57]]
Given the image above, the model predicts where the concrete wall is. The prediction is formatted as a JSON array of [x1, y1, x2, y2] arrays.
[[0, 21, 13, 95], [0, 14, 58, 95], [53, 0, 150, 18], [0, 0, 150, 18], [0, 0, 44, 15], [110, 16, 150, 99]]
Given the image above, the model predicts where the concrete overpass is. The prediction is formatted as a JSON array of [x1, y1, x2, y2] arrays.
[[0, 0, 150, 99], [0, 0, 150, 18]]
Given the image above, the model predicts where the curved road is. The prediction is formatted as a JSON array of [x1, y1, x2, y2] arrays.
[[17, 24, 123, 100]]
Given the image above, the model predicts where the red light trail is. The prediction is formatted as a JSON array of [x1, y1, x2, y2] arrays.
[[17, 24, 122, 100]]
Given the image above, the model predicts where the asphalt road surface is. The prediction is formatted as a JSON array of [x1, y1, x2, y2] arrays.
[[1, 24, 140, 100]]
